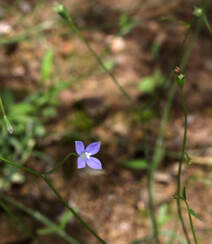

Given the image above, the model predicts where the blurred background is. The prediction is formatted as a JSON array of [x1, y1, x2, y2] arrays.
[[0, 0, 212, 243]]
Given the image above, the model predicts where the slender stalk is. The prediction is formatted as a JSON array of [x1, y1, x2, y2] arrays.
[[55, 4, 138, 111], [3, 196, 79, 244], [43, 152, 78, 175], [177, 87, 199, 244], [146, 7, 197, 243], [42, 176, 106, 244], [0, 155, 106, 244], [148, 0, 207, 243], [0, 96, 14, 134], [0, 155, 41, 177], [0, 96, 6, 117], [176, 87, 190, 243], [0, 198, 39, 243], [184, 200, 198, 244], [203, 13, 212, 35]]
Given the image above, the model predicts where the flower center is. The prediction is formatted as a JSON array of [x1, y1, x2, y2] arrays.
[[80, 152, 91, 160]]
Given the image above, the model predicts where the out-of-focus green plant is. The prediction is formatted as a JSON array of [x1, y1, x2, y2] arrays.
[[67, 111, 94, 132], [0, 49, 69, 190], [121, 159, 148, 170], [1, 196, 79, 244], [157, 204, 172, 227], [138, 70, 165, 94], [118, 13, 139, 36], [41, 48, 54, 85]]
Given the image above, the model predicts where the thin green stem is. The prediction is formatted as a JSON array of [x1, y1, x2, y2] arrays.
[[0, 155, 41, 177], [43, 152, 78, 175], [184, 200, 198, 244], [148, 0, 207, 243], [42, 176, 106, 244], [177, 88, 198, 244], [0, 96, 6, 117], [176, 87, 190, 244], [55, 4, 138, 111], [0, 96, 14, 134], [0, 198, 39, 243], [146, 8, 196, 243], [203, 13, 212, 36], [0, 155, 106, 244], [3, 196, 79, 244]]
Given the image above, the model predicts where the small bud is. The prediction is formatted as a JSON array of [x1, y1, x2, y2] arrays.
[[176, 73, 186, 88], [3, 115, 14, 134], [54, 3, 71, 21], [175, 66, 181, 75], [193, 6, 203, 18]]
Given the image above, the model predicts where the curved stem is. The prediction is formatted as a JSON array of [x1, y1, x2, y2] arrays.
[[43, 152, 78, 175], [0, 155, 106, 244], [42, 176, 106, 244], [177, 88, 198, 244], [184, 200, 198, 244], [2, 196, 79, 244], [203, 13, 212, 36], [55, 4, 138, 112], [0, 96, 6, 117], [176, 88, 190, 244]]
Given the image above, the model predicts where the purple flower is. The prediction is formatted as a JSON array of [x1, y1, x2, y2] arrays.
[[75, 141, 102, 170]]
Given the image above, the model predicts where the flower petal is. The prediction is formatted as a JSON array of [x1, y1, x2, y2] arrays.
[[75, 141, 85, 155], [77, 157, 86, 168], [85, 141, 101, 155], [86, 157, 102, 170]]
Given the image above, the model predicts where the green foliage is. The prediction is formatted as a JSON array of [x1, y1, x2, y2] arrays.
[[59, 210, 75, 230], [104, 60, 116, 72], [41, 48, 54, 84], [0, 80, 69, 190], [68, 111, 94, 131], [157, 204, 172, 227], [136, 108, 155, 121], [138, 70, 165, 94], [182, 187, 187, 200], [193, 6, 203, 18], [160, 230, 187, 244], [188, 208, 201, 221], [151, 41, 161, 59], [118, 13, 139, 36], [121, 159, 148, 170], [176, 73, 186, 88]]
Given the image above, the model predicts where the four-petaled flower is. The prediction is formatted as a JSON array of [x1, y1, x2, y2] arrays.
[[75, 141, 102, 170]]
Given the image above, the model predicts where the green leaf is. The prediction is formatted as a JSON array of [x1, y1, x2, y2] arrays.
[[138, 70, 165, 94], [104, 60, 116, 71], [59, 210, 74, 230], [3, 115, 14, 134], [138, 76, 155, 93], [189, 208, 201, 221], [182, 187, 187, 200], [157, 204, 172, 226], [118, 13, 139, 36], [160, 229, 186, 244], [41, 49, 54, 83], [37, 227, 57, 235], [121, 159, 148, 170]]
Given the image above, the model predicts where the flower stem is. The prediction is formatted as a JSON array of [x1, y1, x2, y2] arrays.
[[176, 87, 190, 244], [43, 152, 78, 175], [2, 196, 79, 244], [55, 4, 138, 111], [0, 155, 106, 244], [203, 13, 212, 36], [184, 200, 198, 244]]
